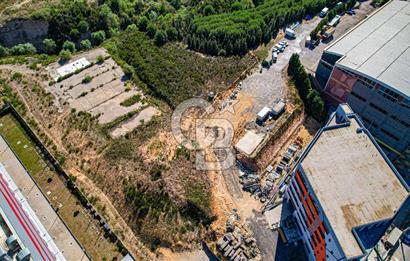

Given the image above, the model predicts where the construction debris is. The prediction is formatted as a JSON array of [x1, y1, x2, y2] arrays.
[[238, 143, 301, 206], [216, 210, 261, 261]]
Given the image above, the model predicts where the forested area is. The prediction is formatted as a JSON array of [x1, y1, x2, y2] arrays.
[[189, 0, 338, 55], [0, 0, 359, 57]]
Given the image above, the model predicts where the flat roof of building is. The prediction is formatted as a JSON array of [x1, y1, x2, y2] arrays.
[[326, 0, 410, 97], [300, 104, 408, 258], [235, 130, 265, 157]]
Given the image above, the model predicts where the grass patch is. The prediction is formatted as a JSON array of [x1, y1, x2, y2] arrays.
[[120, 94, 142, 107]]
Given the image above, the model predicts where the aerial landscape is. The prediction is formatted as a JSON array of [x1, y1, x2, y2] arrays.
[[0, 0, 408, 260]]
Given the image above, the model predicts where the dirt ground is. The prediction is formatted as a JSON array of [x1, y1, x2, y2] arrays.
[[46, 48, 160, 134]]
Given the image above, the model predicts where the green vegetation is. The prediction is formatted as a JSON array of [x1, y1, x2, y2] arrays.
[[43, 38, 57, 54], [0, 115, 44, 174], [59, 49, 71, 61], [107, 30, 253, 108], [288, 53, 325, 121], [82, 75, 93, 84], [120, 94, 142, 107], [189, 0, 337, 55], [310, 0, 356, 40]]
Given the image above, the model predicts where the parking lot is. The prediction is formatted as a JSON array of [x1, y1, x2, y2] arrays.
[[300, 1, 375, 73]]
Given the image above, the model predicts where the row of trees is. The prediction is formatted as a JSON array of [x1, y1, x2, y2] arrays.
[[288, 54, 326, 121]]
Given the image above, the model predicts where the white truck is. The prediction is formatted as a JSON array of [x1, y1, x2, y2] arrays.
[[285, 28, 296, 39]]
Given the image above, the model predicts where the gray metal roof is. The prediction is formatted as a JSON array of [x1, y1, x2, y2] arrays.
[[326, 0, 410, 97]]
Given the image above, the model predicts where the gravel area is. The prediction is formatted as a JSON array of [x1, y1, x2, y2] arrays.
[[240, 19, 320, 114]]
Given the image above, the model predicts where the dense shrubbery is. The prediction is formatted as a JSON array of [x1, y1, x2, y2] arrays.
[[107, 30, 253, 107], [288, 53, 325, 121]]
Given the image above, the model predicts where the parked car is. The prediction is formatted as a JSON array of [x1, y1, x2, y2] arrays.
[[320, 7, 329, 17], [279, 41, 288, 47], [347, 9, 356, 15], [272, 52, 278, 63]]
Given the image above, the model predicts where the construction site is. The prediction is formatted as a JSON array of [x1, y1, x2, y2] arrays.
[[0, 0, 409, 260]]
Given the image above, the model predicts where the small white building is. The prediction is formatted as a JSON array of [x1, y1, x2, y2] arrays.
[[257, 106, 271, 122], [271, 101, 285, 118]]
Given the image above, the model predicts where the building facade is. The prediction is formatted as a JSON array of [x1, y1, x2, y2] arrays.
[[315, 0, 410, 164]]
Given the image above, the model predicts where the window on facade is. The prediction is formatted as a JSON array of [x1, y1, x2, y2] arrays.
[[369, 103, 388, 114], [380, 128, 399, 141], [350, 91, 366, 102], [391, 115, 410, 128]]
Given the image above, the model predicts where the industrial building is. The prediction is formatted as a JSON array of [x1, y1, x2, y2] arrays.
[[0, 163, 64, 260], [315, 0, 410, 164], [0, 136, 88, 261], [284, 104, 409, 260]]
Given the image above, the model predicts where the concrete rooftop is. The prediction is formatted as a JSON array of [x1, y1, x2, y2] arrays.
[[235, 130, 265, 157], [326, 0, 410, 98], [301, 105, 408, 258]]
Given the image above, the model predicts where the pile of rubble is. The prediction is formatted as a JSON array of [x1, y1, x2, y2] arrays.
[[238, 143, 301, 204], [216, 211, 261, 261]]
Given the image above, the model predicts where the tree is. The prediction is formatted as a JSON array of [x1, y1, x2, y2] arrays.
[[43, 39, 56, 54], [231, 2, 243, 11], [80, 39, 92, 50], [166, 27, 178, 41], [0, 45, 8, 57], [147, 23, 157, 38], [62, 40, 76, 52], [138, 16, 149, 31], [155, 30, 168, 46], [78, 20, 89, 33], [70, 28, 80, 40], [204, 5, 215, 15], [91, 31, 106, 45], [59, 49, 71, 61], [10, 43, 37, 55]]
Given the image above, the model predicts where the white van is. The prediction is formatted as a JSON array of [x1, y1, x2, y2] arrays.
[[320, 7, 329, 17], [272, 52, 278, 63]]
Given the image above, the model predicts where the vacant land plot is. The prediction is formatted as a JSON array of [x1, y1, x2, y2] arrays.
[[46, 48, 160, 133], [0, 114, 123, 260], [110, 106, 161, 138]]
